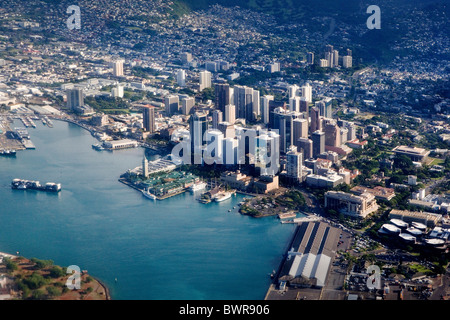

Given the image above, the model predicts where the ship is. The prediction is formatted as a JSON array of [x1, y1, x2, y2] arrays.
[[92, 144, 105, 151], [11, 179, 61, 192], [0, 149, 16, 157], [213, 192, 232, 202], [189, 181, 207, 192], [142, 188, 157, 200]]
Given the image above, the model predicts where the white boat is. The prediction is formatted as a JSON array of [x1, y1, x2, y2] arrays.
[[142, 189, 156, 200], [214, 192, 232, 202], [189, 181, 207, 192]]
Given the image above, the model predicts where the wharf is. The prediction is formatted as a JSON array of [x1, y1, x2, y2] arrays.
[[22, 139, 35, 149], [118, 178, 187, 201]]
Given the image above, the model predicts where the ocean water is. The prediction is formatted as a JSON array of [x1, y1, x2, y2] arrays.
[[0, 120, 295, 300]]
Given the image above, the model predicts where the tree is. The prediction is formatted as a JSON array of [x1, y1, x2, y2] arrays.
[[46, 286, 62, 298]]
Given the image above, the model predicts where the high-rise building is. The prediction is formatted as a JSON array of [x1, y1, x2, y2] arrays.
[[215, 83, 230, 113], [217, 122, 235, 139], [288, 84, 300, 99], [234, 85, 259, 122], [165, 95, 179, 116], [293, 118, 308, 143], [346, 49, 352, 56], [312, 130, 325, 158], [224, 104, 236, 124], [189, 112, 208, 164], [324, 121, 341, 148], [260, 95, 274, 125], [181, 97, 195, 115], [199, 70, 211, 91], [342, 55, 353, 68], [272, 108, 301, 154], [296, 138, 313, 160], [299, 97, 309, 114], [310, 106, 321, 134], [333, 50, 339, 67], [301, 83, 312, 103], [316, 98, 333, 119], [212, 110, 223, 129], [142, 105, 155, 133], [112, 60, 124, 77], [289, 96, 301, 113], [66, 88, 84, 110], [177, 69, 186, 87], [204, 129, 224, 165], [319, 59, 329, 67], [286, 146, 303, 183]]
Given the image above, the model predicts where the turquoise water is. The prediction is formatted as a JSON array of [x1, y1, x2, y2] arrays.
[[0, 120, 295, 300]]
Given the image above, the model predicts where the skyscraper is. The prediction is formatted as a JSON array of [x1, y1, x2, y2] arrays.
[[293, 118, 308, 143], [310, 106, 321, 134], [212, 110, 223, 129], [234, 85, 259, 122], [342, 55, 353, 68], [112, 60, 124, 77], [190, 112, 208, 164], [260, 95, 274, 125], [312, 130, 325, 158], [177, 69, 186, 87], [165, 95, 179, 116], [181, 97, 195, 115], [215, 83, 230, 113], [286, 146, 303, 183], [324, 121, 341, 148], [288, 84, 300, 99], [301, 83, 312, 103], [289, 96, 301, 113], [333, 50, 339, 67], [272, 108, 301, 154], [199, 70, 211, 91], [224, 104, 236, 124], [296, 138, 313, 160], [142, 105, 155, 133], [66, 88, 84, 111]]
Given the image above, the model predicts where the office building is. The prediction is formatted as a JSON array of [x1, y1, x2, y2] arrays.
[[66, 88, 84, 111], [312, 130, 325, 158], [392, 145, 430, 163], [224, 104, 236, 124], [199, 70, 211, 91], [165, 95, 179, 116], [261, 95, 274, 125], [325, 191, 379, 219], [142, 105, 155, 133], [310, 107, 321, 134], [293, 118, 308, 143], [296, 137, 313, 160], [234, 85, 260, 123], [190, 112, 208, 164], [181, 97, 195, 115], [215, 83, 230, 113], [324, 121, 341, 148], [212, 110, 223, 129], [272, 108, 301, 154]]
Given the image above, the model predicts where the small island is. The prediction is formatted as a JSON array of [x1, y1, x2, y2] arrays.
[[0, 253, 109, 300]]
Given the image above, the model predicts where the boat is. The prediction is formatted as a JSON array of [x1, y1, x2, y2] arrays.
[[189, 181, 207, 192], [11, 179, 61, 192], [92, 144, 105, 151], [0, 149, 16, 157], [142, 188, 156, 200], [214, 192, 232, 202]]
